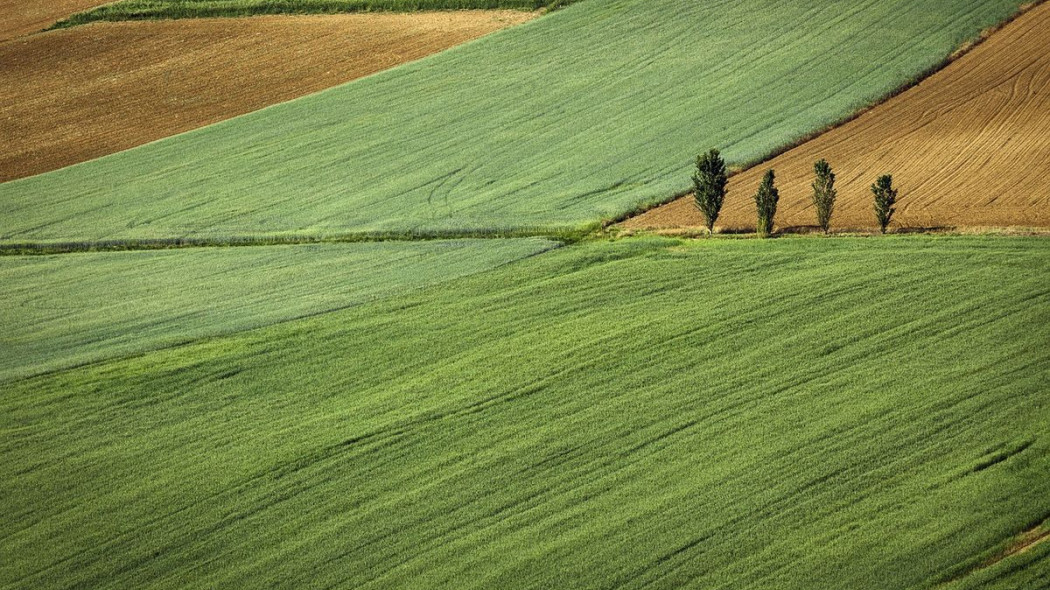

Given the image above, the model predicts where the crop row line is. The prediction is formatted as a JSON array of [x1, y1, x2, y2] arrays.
[[0, 226, 595, 256]]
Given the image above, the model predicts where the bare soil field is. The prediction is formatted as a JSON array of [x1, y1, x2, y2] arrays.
[[0, 0, 110, 41], [624, 2, 1050, 232], [0, 11, 534, 181]]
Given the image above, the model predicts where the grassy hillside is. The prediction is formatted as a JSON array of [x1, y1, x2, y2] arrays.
[[4, 236, 1048, 588], [0, 0, 1027, 243], [3, 11, 536, 182], [0, 238, 555, 381], [53, 0, 557, 28], [948, 540, 1050, 589], [625, 1, 1050, 232]]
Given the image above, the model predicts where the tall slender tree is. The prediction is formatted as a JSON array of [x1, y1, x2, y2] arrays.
[[754, 169, 779, 237], [872, 174, 898, 233], [811, 159, 837, 233], [692, 149, 728, 234]]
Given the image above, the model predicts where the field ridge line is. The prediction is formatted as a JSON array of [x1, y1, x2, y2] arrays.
[[0, 228, 586, 255]]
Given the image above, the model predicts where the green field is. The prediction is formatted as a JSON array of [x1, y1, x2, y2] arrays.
[[0, 238, 556, 381], [4, 236, 1048, 588], [0, 0, 1027, 244], [952, 542, 1050, 590], [52, 0, 562, 29]]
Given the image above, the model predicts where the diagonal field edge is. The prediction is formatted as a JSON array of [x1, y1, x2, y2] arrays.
[[0, 0, 1030, 242]]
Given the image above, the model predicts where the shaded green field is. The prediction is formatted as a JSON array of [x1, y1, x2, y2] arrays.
[[52, 0, 559, 29], [0, 0, 1026, 243], [3, 236, 1048, 588], [0, 238, 556, 381]]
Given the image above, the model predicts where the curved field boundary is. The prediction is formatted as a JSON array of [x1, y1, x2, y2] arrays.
[[0, 12, 536, 182], [624, 1, 1050, 232], [0, 0, 1027, 243], [52, 0, 564, 29], [0, 0, 110, 41]]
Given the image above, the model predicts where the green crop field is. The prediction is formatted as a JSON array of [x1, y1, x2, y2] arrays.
[[52, 0, 563, 29], [952, 544, 1050, 590], [3, 236, 1048, 588], [0, 238, 556, 381], [0, 0, 1027, 245], [3, 0, 1048, 585]]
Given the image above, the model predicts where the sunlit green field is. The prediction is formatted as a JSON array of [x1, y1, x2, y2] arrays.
[[2, 0, 1047, 586], [0, 0, 1026, 243], [0, 239, 555, 381], [4, 236, 1048, 588]]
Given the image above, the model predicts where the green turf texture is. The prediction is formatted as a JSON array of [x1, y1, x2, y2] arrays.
[[52, 0, 564, 29], [0, 238, 556, 381], [0, 0, 1027, 244], [4, 236, 1048, 588], [946, 539, 1050, 590]]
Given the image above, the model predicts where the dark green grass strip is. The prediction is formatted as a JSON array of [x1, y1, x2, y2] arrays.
[[2, 236, 1048, 589], [51, 0, 566, 29], [0, 226, 590, 255]]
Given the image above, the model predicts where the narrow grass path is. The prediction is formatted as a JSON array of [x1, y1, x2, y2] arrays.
[[0, 227, 582, 255], [3, 236, 1048, 588]]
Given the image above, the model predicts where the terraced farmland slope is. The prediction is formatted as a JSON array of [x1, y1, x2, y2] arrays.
[[0, 12, 535, 182], [0, 0, 1028, 243], [0, 238, 555, 381], [3, 237, 1048, 588], [624, 2, 1050, 232], [0, 0, 109, 40]]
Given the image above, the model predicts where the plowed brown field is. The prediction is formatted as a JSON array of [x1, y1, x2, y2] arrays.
[[0, 11, 534, 181], [0, 0, 110, 41], [624, 2, 1050, 232]]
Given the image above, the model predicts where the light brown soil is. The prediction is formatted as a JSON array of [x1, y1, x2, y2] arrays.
[[624, 2, 1050, 232], [0, 11, 535, 181], [0, 0, 111, 41]]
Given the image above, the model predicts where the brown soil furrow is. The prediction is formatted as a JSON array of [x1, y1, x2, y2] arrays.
[[0, 0, 111, 41], [0, 11, 536, 182], [624, 2, 1050, 232], [940, 521, 1050, 587]]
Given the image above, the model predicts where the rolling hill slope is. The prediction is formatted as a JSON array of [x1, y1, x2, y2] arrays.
[[624, 1, 1050, 232], [3, 236, 1048, 588], [0, 0, 109, 40], [0, 12, 535, 181], [0, 238, 555, 381], [0, 0, 1028, 243]]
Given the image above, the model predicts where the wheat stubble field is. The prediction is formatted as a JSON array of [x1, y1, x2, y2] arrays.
[[0, 11, 535, 181], [624, 2, 1050, 232]]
